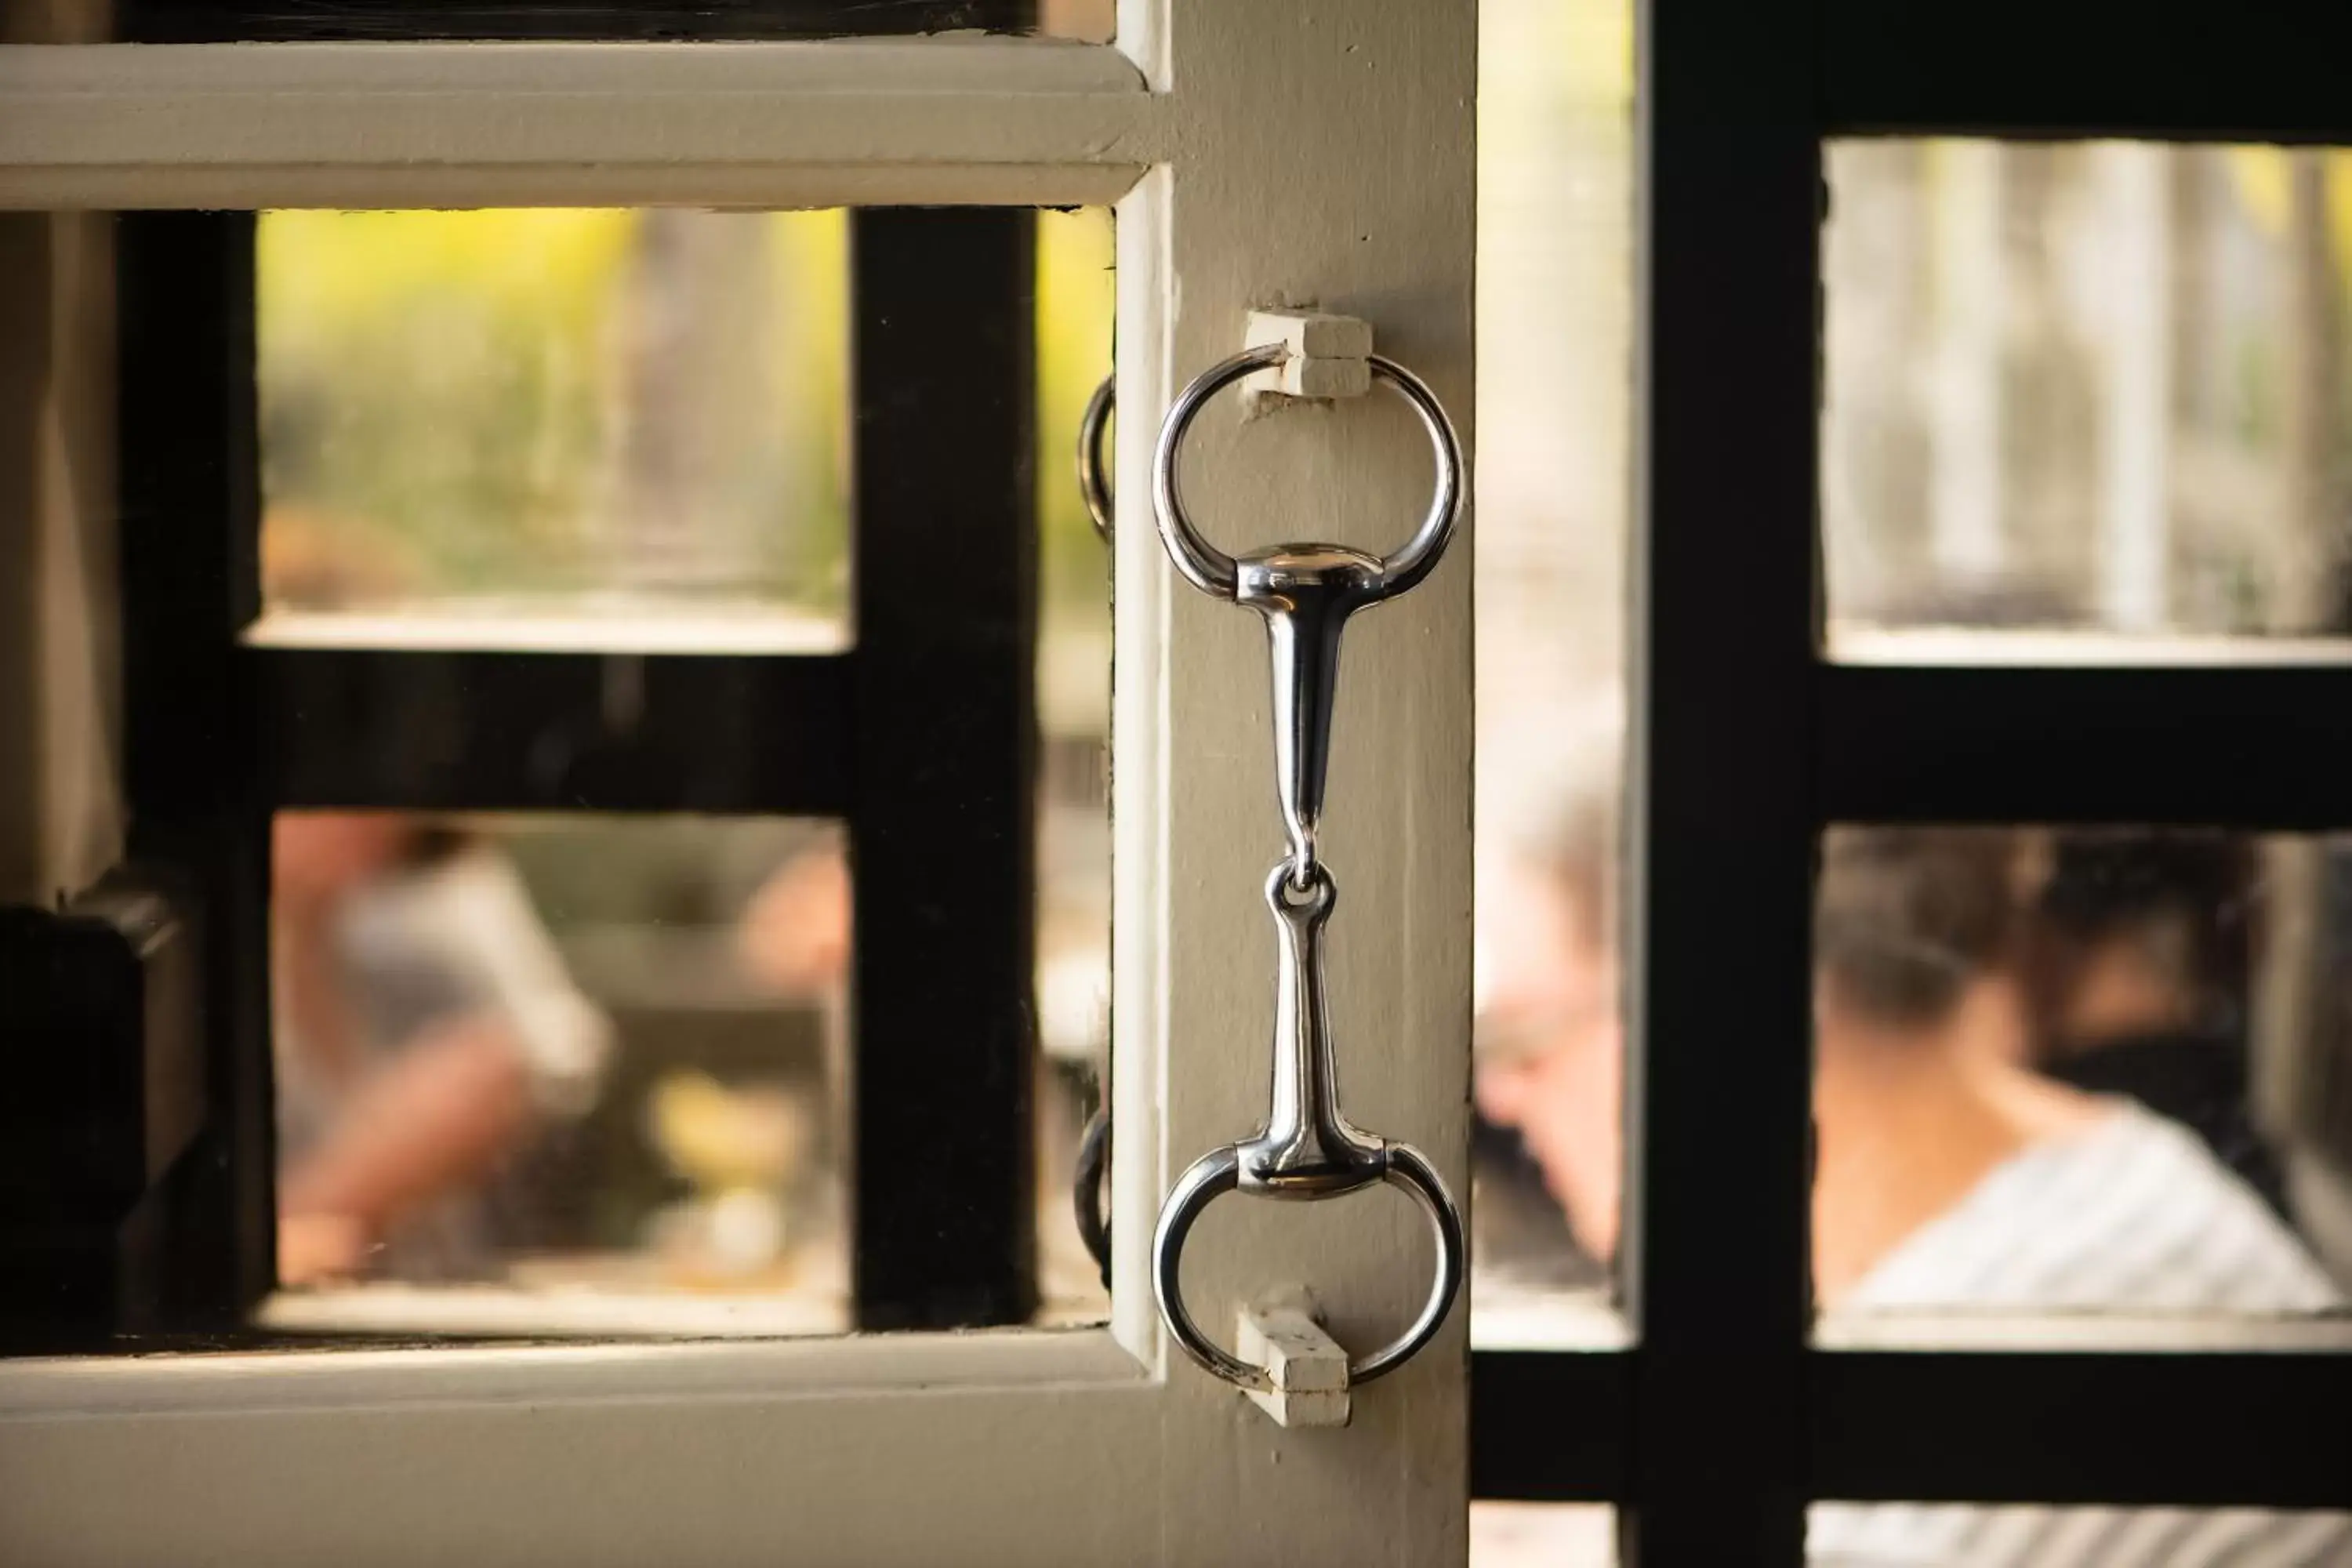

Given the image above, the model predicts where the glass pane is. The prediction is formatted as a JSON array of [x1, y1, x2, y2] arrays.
[[1824, 141, 2352, 654], [268, 812, 853, 1334], [1810, 1502, 2352, 1564], [1471, 1504, 1617, 1567], [125, 0, 1111, 42], [1813, 827, 2351, 1324], [257, 209, 851, 651], [1470, 0, 1632, 1341], [1033, 208, 1113, 1325]]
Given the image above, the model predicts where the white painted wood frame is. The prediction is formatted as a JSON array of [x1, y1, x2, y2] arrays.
[[0, 4, 1477, 1563]]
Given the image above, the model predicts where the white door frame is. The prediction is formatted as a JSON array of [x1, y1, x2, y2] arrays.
[[0, 7, 1475, 1563]]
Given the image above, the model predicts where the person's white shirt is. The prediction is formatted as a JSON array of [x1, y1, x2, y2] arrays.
[[1812, 1101, 2348, 1568]]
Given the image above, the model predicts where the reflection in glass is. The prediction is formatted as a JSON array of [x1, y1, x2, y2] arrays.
[[1470, 1503, 1617, 1567], [258, 209, 851, 648], [1813, 826, 2350, 1318], [1468, 0, 1631, 1338], [1824, 142, 2352, 648], [267, 813, 852, 1335], [1033, 207, 1113, 1324], [1472, 720, 1619, 1312]]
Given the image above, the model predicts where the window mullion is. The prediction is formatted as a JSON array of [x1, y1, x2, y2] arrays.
[[1622, 0, 1819, 1559], [117, 210, 274, 1330], [252, 649, 855, 816], [1817, 0, 2352, 143], [846, 207, 1040, 1331], [1813, 1345, 2352, 1507], [1819, 662, 2352, 828]]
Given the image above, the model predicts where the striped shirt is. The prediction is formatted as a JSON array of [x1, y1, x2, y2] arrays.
[[1810, 1102, 2350, 1567]]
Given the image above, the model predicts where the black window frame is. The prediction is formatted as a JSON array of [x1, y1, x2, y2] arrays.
[[1471, 1, 2352, 1560]]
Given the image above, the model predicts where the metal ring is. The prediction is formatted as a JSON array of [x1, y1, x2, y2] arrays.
[[1073, 1106, 1112, 1288], [1350, 1143, 1465, 1385], [1149, 344, 1466, 602], [1150, 1139, 1465, 1394], [1077, 374, 1114, 543]]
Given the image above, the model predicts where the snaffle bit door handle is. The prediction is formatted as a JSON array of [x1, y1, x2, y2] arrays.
[[1146, 339, 1468, 1400]]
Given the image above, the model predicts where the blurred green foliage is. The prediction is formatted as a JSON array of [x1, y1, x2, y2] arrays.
[[258, 205, 1112, 630], [1036, 208, 1116, 634], [259, 208, 851, 611]]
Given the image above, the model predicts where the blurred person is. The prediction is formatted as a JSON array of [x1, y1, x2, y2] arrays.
[[1479, 779, 2344, 1563], [1472, 721, 1621, 1284], [259, 501, 422, 613], [1801, 829, 2334, 1313], [736, 837, 851, 1000], [2020, 831, 2289, 1217], [274, 811, 612, 1285], [1809, 830, 2346, 1566], [1479, 813, 2338, 1307], [261, 511, 612, 1283]]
